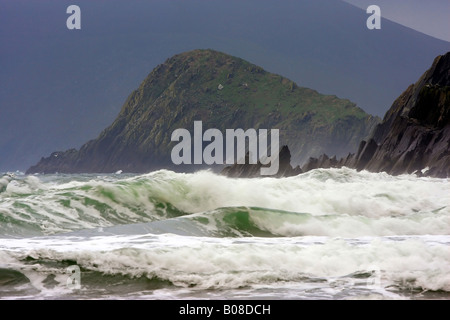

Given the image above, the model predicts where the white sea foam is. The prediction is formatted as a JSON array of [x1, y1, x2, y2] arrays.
[[0, 168, 448, 236], [151, 168, 448, 218], [1, 234, 449, 293], [0, 169, 448, 299]]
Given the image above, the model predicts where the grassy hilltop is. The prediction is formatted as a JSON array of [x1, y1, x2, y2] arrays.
[[28, 49, 379, 173]]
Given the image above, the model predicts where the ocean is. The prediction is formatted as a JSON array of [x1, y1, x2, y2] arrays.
[[0, 168, 449, 300]]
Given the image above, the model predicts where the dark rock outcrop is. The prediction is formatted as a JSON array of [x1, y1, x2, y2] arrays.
[[26, 49, 378, 174], [302, 52, 450, 178], [301, 154, 339, 172], [221, 145, 302, 178]]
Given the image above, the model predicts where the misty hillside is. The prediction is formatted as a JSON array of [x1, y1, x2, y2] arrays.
[[27, 50, 378, 174], [1, 0, 449, 171]]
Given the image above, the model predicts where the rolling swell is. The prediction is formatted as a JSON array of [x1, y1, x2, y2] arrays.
[[0, 172, 189, 236], [1, 234, 449, 296], [186, 206, 450, 238], [1, 169, 449, 299], [52, 203, 450, 239], [1, 169, 449, 237], [138, 205, 450, 238]]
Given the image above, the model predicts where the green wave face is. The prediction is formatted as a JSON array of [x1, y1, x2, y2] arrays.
[[1, 168, 449, 299], [185, 207, 311, 238], [0, 172, 189, 236], [0, 168, 449, 238]]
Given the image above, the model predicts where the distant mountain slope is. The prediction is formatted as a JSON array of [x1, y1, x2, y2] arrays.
[[26, 50, 378, 174], [302, 52, 450, 178], [2, 0, 449, 171]]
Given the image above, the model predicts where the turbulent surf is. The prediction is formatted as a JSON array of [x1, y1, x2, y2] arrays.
[[0, 168, 449, 299]]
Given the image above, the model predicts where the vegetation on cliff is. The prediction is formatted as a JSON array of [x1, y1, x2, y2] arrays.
[[299, 52, 450, 178], [27, 49, 378, 174]]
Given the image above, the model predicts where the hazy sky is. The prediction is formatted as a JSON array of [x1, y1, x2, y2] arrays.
[[343, 0, 450, 42], [1, 0, 449, 171]]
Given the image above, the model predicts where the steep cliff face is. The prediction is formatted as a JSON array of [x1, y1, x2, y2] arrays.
[[302, 52, 450, 178], [27, 49, 378, 174]]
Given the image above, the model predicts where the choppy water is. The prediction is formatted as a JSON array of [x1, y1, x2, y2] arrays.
[[0, 168, 449, 299]]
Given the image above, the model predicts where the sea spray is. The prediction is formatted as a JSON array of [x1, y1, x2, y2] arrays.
[[0, 168, 448, 299], [0, 169, 448, 236]]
